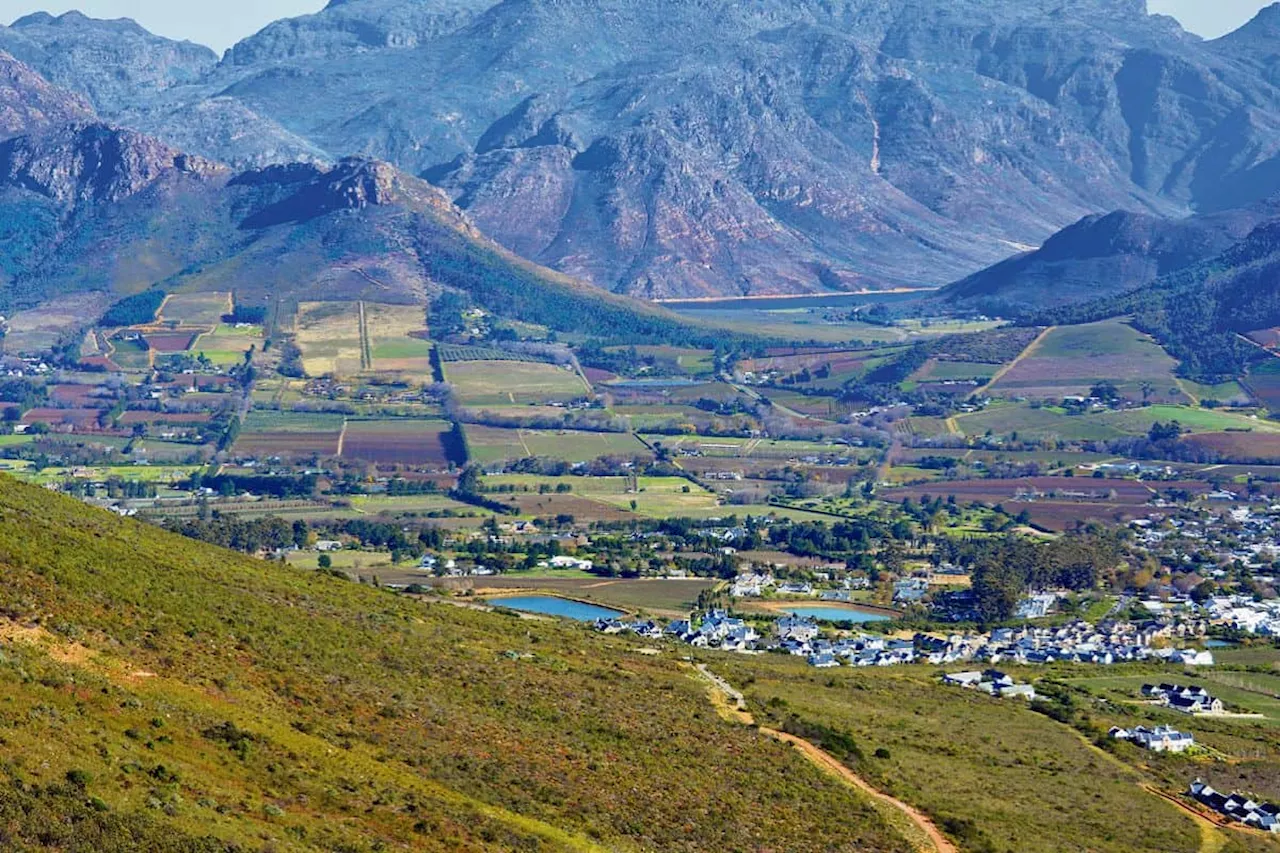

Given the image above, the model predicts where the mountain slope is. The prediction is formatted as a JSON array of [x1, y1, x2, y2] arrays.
[[936, 204, 1280, 314], [0, 122, 720, 345], [78, 0, 1280, 298], [0, 51, 94, 139], [1036, 220, 1280, 380], [18, 1, 1280, 298], [0, 473, 911, 852]]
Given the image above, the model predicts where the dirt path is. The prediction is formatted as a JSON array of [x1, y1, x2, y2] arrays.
[[978, 325, 1055, 396], [693, 665, 955, 853], [1143, 786, 1228, 853]]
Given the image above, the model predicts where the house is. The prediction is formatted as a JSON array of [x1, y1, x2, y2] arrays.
[[1143, 684, 1224, 714], [808, 652, 839, 668], [1189, 780, 1280, 832], [1111, 725, 1195, 753], [1015, 593, 1058, 620], [315, 540, 343, 552], [777, 615, 820, 643], [942, 671, 985, 688], [998, 683, 1037, 700], [893, 578, 929, 604]]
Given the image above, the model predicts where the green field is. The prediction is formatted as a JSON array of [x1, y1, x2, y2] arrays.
[[953, 401, 1280, 442], [1098, 404, 1280, 435], [193, 324, 265, 366], [108, 336, 151, 370], [445, 360, 590, 405]]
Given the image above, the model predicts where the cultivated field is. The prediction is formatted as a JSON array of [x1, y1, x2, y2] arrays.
[[445, 360, 590, 405], [294, 301, 365, 376], [3, 293, 114, 355], [159, 292, 232, 327], [465, 425, 651, 464], [340, 419, 454, 466], [193, 324, 265, 366], [986, 321, 1187, 403], [293, 301, 432, 378]]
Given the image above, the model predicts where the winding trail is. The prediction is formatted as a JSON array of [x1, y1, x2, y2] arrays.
[[693, 665, 956, 853]]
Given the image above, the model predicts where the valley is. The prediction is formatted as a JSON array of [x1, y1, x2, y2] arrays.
[[1, 0, 1280, 850]]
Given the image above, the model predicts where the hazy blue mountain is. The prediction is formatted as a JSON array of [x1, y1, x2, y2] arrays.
[[10, 1, 1280, 299], [0, 11, 216, 113], [0, 118, 709, 344], [0, 51, 94, 139]]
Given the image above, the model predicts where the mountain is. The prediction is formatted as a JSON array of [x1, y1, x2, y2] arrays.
[[935, 204, 1280, 314], [1034, 218, 1280, 380], [0, 11, 216, 114], [0, 51, 94, 139], [0, 121, 716, 344], [11, 2, 1280, 299], [0, 473, 913, 852]]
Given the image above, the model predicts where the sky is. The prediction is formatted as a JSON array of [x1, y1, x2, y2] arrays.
[[0, 0, 1273, 53]]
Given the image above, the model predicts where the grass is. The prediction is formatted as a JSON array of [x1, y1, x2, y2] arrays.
[[0, 473, 915, 852], [192, 324, 265, 366], [720, 657, 1209, 853], [1099, 405, 1280, 435], [242, 411, 347, 432]]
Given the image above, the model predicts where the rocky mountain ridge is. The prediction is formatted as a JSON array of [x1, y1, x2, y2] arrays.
[[4, 1, 1280, 299]]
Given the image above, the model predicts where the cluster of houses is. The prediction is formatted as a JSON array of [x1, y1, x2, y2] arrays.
[[1188, 780, 1280, 833], [1205, 595, 1280, 637], [729, 571, 869, 600], [942, 669, 1037, 700], [593, 611, 1224, 671], [1141, 683, 1226, 715], [914, 621, 1214, 668], [1109, 724, 1195, 752]]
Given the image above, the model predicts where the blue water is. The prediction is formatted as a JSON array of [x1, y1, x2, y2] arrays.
[[785, 606, 892, 624], [1205, 639, 1236, 649], [490, 595, 626, 621]]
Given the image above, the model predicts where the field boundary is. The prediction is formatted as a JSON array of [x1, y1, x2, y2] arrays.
[[978, 325, 1053, 396]]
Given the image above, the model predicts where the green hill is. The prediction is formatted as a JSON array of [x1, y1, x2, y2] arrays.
[[0, 474, 907, 852]]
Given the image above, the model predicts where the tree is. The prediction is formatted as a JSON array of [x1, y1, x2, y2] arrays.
[[318, 554, 332, 570]]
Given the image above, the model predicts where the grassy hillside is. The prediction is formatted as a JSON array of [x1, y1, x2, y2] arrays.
[[0, 475, 907, 852]]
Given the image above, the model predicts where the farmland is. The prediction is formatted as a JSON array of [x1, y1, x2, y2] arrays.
[[445, 360, 590, 405], [158, 292, 232, 326], [465, 425, 652, 464], [339, 418, 457, 466], [986, 320, 1187, 403], [193, 324, 265, 366], [294, 301, 366, 376]]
